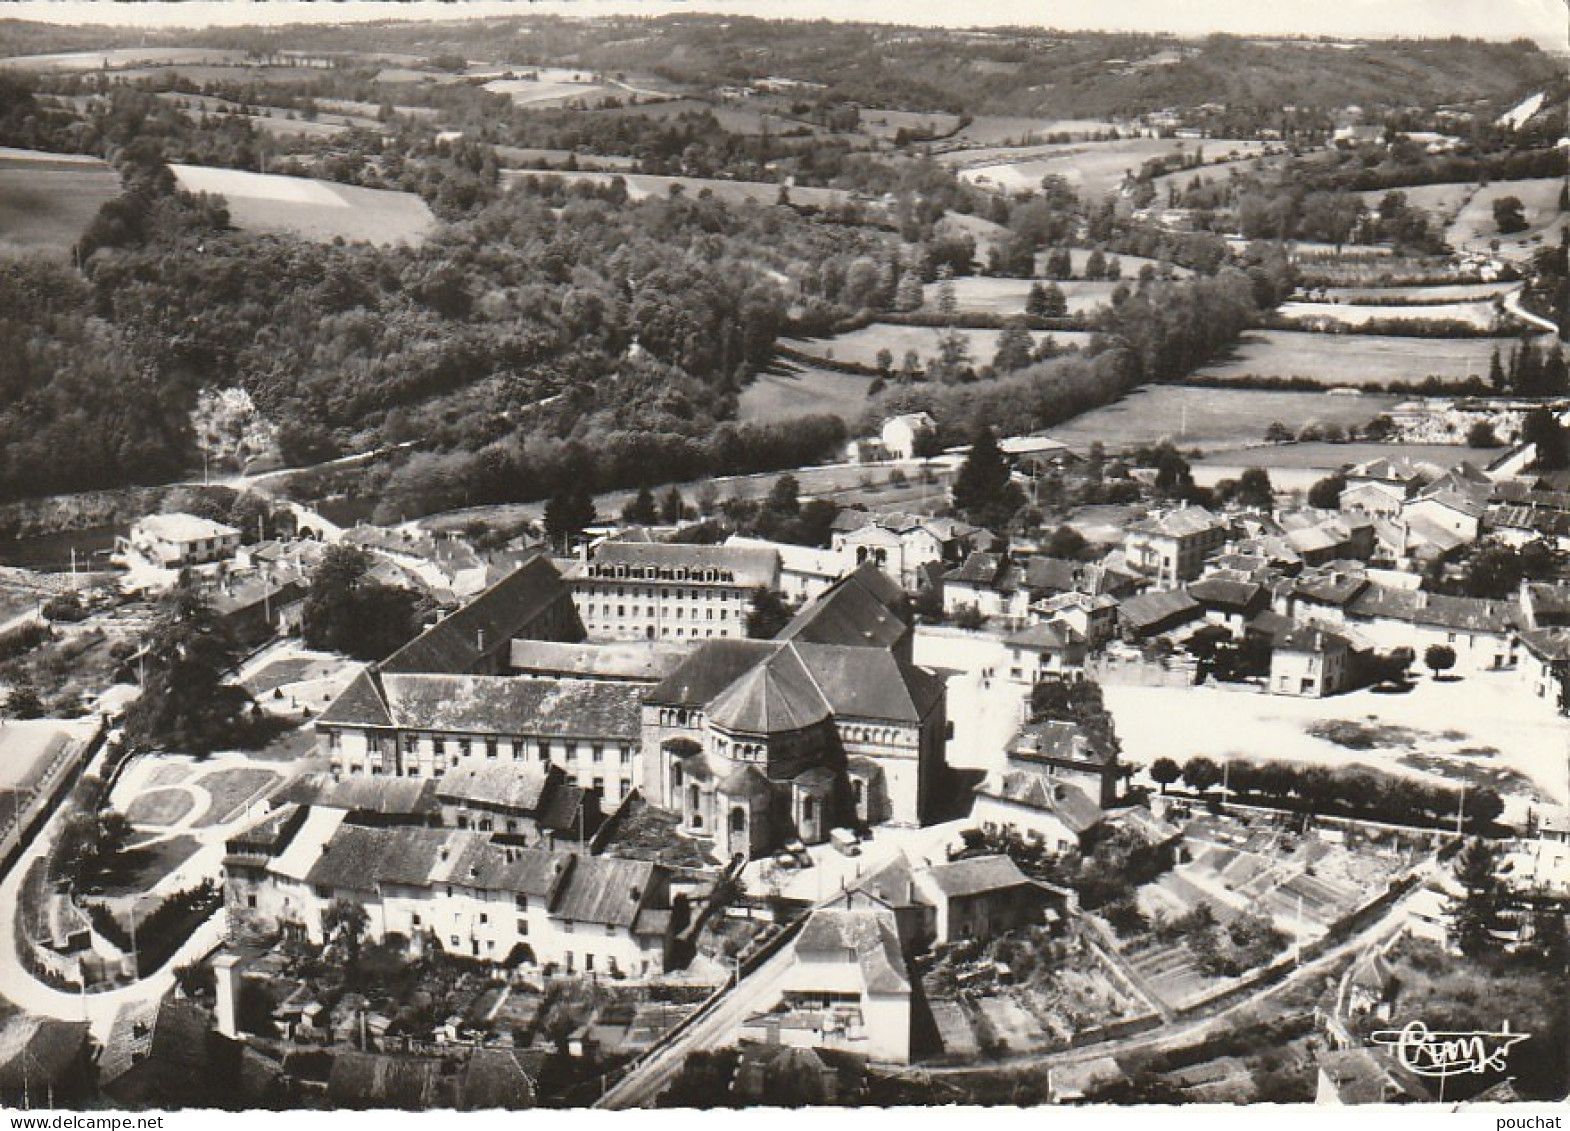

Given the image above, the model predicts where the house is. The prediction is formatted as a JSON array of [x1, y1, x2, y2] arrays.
[[381, 554, 584, 676], [1186, 576, 1268, 631], [725, 534, 849, 603], [1402, 491, 1484, 544], [1343, 585, 1517, 674], [731, 1043, 864, 1106], [941, 552, 1020, 622], [315, 669, 644, 804], [223, 816, 676, 978], [972, 774, 1105, 854], [506, 638, 688, 685], [832, 511, 990, 592], [1117, 587, 1202, 641], [1002, 621, 1088, 684], [1339, 480, 1407, 519], [1122, 507, 1228, 585], [1315, 1047, 1429, 1105], [847, 852, 1065, 949], [1269, 625, 1353, 697], [1036, 590, 1120, 646], [456, 1048, 540, 1110], [1518, 627, 1570, 705], [1274, 564, 1370, 624], [1519, 582, 1570, 629], [0, 1019, 92, 1107], [1005, 719, 1120, 807], [434, 762, 602, 846], [121, 513, 241, 569], [567, 541, 780, 642], [880, 413, 935, 460], [742, 908, 911, 1063], [326, 1051, 445, 1110]]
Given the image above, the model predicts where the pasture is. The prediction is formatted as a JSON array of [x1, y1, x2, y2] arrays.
[[503, 169, 853, 209], [856, 109, 963, 141], [156, 92, 380, 138], [1190, 329, 1500, 386], [924, 275, 1120, 316], [737, 362, 874, 424], [1316, 281, 1515, 304], [945, 116, 1120, 146], [0, 147, 119, 260], [170, 164, 436, 245], [782, 324, 1093, 370], [1045, 385, 1398, 453], [1273, 298, 1503, 332], [957, 138, 1273, 199], [1191, 442, 1477, 492], [483, 78, 625, 108], [1359, 180, 1477, 226], [1446, 177, 1566, 261]]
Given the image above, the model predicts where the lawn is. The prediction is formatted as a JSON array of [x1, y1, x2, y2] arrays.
[[170, 164, 436, 246], [738, 361, 875, 424], [124, 789, 196, 828], [922, 276, 1120, 316], [0, 148, 120, 261], [193, 767, 282, 827], [95, 833, 203, 898], [1191, 329, 1501, 386], [779, 324, 1093, 371], [244, 655, 349, 696], [1045, 385, 1399, 454]]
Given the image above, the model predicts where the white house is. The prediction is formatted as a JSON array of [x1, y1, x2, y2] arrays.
[[880, 413, 935, 460], [122, 513, 241, 569]]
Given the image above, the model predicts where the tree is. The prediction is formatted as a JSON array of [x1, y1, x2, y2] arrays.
[[1306, 472, 1346, 510], [5, 680, 44, 720], [1451, 838, 1501, 957], [121, 580, 256, 755], [1040, 282, 1068, 318], [1425, 643, 1457, 679], [544, 484, 597, 548], [324, 897, 370, 969], [1493, 195, 1528, 235], [1522, 408, 1568, 470], [1025, 281, 1048, 317], [1466, 421, 1502, 449], [302, 545, 420, 662], [951, 425, 1023, 529], [1461, 544, 1524, 600], [1182, 756, 1222, 794], [621, 485, 658, 526], [992, 317, 1035, 374], [1150, 756, 1181, 795], [745, 588, 791, 639], [660, 486, 686, 525], [1232, 467, 1274, 511], [1264, 421, 1293, 443]]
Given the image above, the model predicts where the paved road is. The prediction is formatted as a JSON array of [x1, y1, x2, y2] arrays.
[[1503, 285, 1561, 336]]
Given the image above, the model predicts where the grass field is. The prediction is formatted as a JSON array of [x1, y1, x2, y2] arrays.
[[483, 78, 625, 108], [1274, 298, 1503, 331], [1191, 329, 1501, 386], [124, 789, 195, 828], [1197, 440, 1473, 472], [170, 164, 436, 245], [1046, 385, 1399, 453], [957, 138, 1272, 198], [738, 363, 874, 423], [1446, 177, 1567, 262], [194, 767, 281, 826], [97, 834, 203, 898], [0, 47, 249, 71], [1359, 180, 1478, 227], [781, 324, 1094, 370], [1317, 281, 1515, 303], [923, 275, 1120, 316], [945, 116, 1120, 146], [0, 148, 119, 260], [504, 169, 852, 209], [857, 109, 963, 141]]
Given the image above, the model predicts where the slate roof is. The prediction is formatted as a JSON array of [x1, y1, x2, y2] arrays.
[[1009, 719, 1091, 763], [1519, 627, 1570, 663], [796, 908, 909, 995], [921, 853, 1037, 898], [316, 669, 394, 728], [551, 855, 659, 929], [943, 551, 1005, 586], [1407, 489, 1485, 520], [1316, 1047, 1429, 1104], [323, 674, 641, 741], [135, 513, 239, 544], [982, 774, 1105, 834], [850, 853, 926, 910], [645, 639, 781, 707], [100, 998, 213, 1093], [578, 541, 779, 588], [1021, 556, 1082, 594], [458, 1048, 538, 1110], [303, 825, 571, 900], [1127, 506, 1225, 539], [1004, 621, 1084, 651], [778, 565, 909, 650], [793, 644, 944, 724], [1292, 567, 1369, 607], [1276, 625, 1352, 655], [381, 554, 576, 674], [707, 650, 833, 733], [1187, 576, 1266, 613], [285, 774, 440, 818]]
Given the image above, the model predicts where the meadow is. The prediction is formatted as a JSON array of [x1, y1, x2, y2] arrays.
[[923, 275, 1120, 316], [736, 362, 875, 423], [1190, 329, 1500, 386], [170, 164, 436, 245], [781, 324, 1094, 369], [1045, 385, 1399, 453], [1446, 176, 1566, 261], [0, 147, 119, 260], [503, 169, 853, 209], [1273, 298, 1503, 331], [956, 137, 1273, 198]]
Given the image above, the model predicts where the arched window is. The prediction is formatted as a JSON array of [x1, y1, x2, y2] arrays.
[[672, 762, 684, 788]]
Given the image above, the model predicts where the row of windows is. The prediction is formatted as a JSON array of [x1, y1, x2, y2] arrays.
[[589, 604, 729, 621], [589, 624, 728, 640], [581, 579, 741, 596]]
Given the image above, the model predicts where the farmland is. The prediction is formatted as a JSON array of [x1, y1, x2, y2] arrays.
[[923, 275, 1120, 317], [482, 78, 628, 109], [1273, 297, 1505, 332], [1190, 441, 1479, 492], [781, 325, 1093, 371], [1045, 385, 1399, 454], [943, 115, 1121, 147], [737, 362, 874, 424], [0, 147, 119, 260], [955, 138, 1274, 198], [1445, 176, 1567, 261], [170, 164, 436, 245], [1190, 329, 1501, 386], [1315, 281, 1516, 304], [857, 108, 963, 141], [156, 92, 381, 139], [503, 169, 855, 209]]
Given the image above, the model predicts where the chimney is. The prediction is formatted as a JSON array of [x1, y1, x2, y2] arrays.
[[213, 953, 244, 1039]]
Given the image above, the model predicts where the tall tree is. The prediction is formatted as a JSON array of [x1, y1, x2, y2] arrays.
[[301, 545, 419, 661], [544, 484, 597, 548], [621, 485, 658, 526], [951, 425, 1022, 529]]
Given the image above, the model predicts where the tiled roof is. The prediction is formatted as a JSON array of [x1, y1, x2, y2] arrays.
[[778, 566, 909, 650], [1118, 588, 1201, 631], [135, 513, 239, 543], [1346, 585, 1515, 634], [340, 675, 641, 740], [1187, 577, 1265, 613], [795, 643, 944, 724], [1128, 506, 1224, 539], [921, 853, 1036, 897], [645, 639, 781, 707], [1519, 627, 1570, 663], [1292, 567, 1369, 607], [550, 855, 659, 929], [1407, 490, 1485, 520], [796, 908, 909, 995], [707, 649, 833, 733], [1276, 625, 1352, 655], [943, 551, 1005, 585], [316, 669, 392, 727], [982, 774, 1105, 834], [303, 825, 571, 900], [1010, 719, 1090, 762], [382, 555, 576, 674], [100, 998, 212, 1091], [327, 1051, 442, 1110], [851, 853, 926, 909], [1004, 621, 1084, 651], [434, 762, 555, 813], [1021, 556, 1082, 594], [290, 775, 439, 818], [507, 639, 688, 682]]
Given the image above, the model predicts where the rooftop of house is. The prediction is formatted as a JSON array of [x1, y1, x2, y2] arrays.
[[920, 852, 1039, 898], [723, 534, 845, 577], [1009, 718, 1097, 763], [1347, 456, 1441, 485], [1127, 506, 1225, 540], [1021, 555, 1084, 594], [795, 908, 910, 996], [1316, 1046, 1429, 1105], [1291, 566, 1370, 607], [0, 1019, 89, 1092], [133, 512, 240, 543], [457, 1047, 539, 1111], [1406, 489, 1486, 520], [326, 1051, 443, 1111], [507, 638, 688, 683], [981, 773, 1105, 834], [434, 762, 558, 813], [302, 823, 578, 904], [1118, 587, 1202, 630], [830, 509, 981, 543], [776, 564, 909, 650], [1004, 620, 1085, 651], [1187, 576, 1266, 613], [1347, 585, 1516, 634], [1519, 626, 1570, 663], [1275, 625, 1353, 656], [320, 670, 641, 741], [99, 997, 214, 1092], [943, 550, 1006, 586], [277, 775, 440, 819], [380, 554, 576, 675]]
